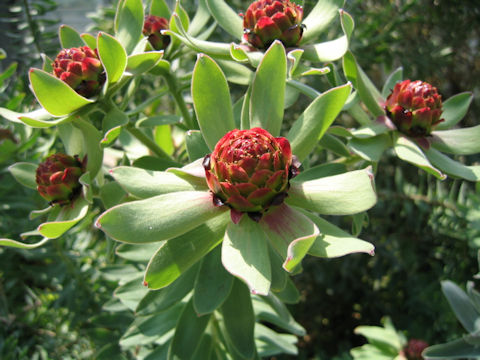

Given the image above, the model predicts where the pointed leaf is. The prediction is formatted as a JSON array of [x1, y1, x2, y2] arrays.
[[192, 54, 235, 150], [97, 191, 227, 243], [220, 278, 255, 359], [126, 51, 164, 75], [287, 83, 351, 161], [431, 125, 480, 155], [144, 212, 229, 289], [38, 197, 89, 239], [287, 168, 377, 215], [349, 134, 390, 162], [302, 10, 354, 63], [250, 41, 286, 136], [253, 296, 305, 336], [436, 92, 473, 130], [8, 162, 37, 189], [115, 0, 144, 54], [393, 135, 446, 179], [422, 337, 480, 359], [29, 69, 93, 116], [300, 210, 375, 257], [111, 166, 205, 199], [81, 33, 97, 49], [222, 216, 271, 296], [206, 0, 243, 40], [441, 280, 479, 333], [72, 117, 103, 178], [59, 25, 85, 48], [169, 299, 211, 360], [381, 67, 403, 99], [193, 246, 234, 315], [116, 243, 160, 262], [302, 0, 344, 44], [137, 265, 198, 315], [343, 52, 384, 117], [186, 130, 210, 161], [150, 0, 171, 18], [425, 148, 480, 182], [261, 204, 318, 272], [0, 237, 49, 249], [97, 32, 127, 85], [189, 0, 211, 37]]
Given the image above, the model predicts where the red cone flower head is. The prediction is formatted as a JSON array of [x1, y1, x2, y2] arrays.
[[36, 154, 85, 205], [385, 80, 444, 137], [242, 0, 303, 50], [403, 339, 429, 360], [143, 15, 171, 50], [52, 46, 105, 98], [204, 128, 295, 216]]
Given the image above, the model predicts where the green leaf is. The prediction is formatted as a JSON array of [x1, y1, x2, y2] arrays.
[[217, 59, 254, 85], [241, 85, 252, 130], [193, 246, 233, 315], [255, 323, 298, 356], [144, 212, 229, 289], [192, 54, 235, 150], [287, 83, 352, 161], [8, 162, 37, 189], [116, 243, 160, 262], [72, 117, 103, 178], [300, 210, 375, 257], [261, 204, 318, 272], [425, 148, 480, 182], [114, 275, 149, 311], [287, 167, 377, 215], [354, 325, 403, 353], [436, 92, 473, 130], [81, 33, 97, 49], [97, 32, 127, 85], [250, 41, 286, 136], [97, 191, 228, 244], [302, 10, 354, 63], [0, 237, 49, 249], [188, 0, 211, 37], [220, 278, 255, 359], [431, 125, 480, 155], [422, 337, 480, 359], [29, 69, 93, 116], [254, 296, 305, 336], [349, 134, 391, 162], [59, 25, 85, 48], [136, 115, 181, 127], [222, 216, 271, 296], [343, 52, 384, 117], [115, 0, 144, 54], [274, 277, 300, 304], [302, 0, 344, 44], [137, 265, 198, 315], [381, 67, 403, 99], [37, 197, 89, 239], [441, 280, 479, 333], [111, 166, 205, 199], [393, 135, 446, 180], [169, 299, 211, 360], [269, 246, 287, 292], [205, 0, 243, 40], [186, 130, 210, 161], [126, 52, 164, 75], [319, 133, 351, 157], [150, 0, 171, 18]]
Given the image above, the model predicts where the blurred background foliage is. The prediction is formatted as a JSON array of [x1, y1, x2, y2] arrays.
[[1, 0, 479, 359]]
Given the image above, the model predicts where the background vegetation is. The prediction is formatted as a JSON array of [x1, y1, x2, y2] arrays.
[[1, 0, 479, 358]]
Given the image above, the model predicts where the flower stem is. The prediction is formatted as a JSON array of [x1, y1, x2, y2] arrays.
[[163, 71, 198, 130], [125, 123, 172, 160]]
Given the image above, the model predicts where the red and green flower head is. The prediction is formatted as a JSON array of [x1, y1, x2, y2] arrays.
[[52, 46, 105, 98], [385, 79, 444, 137], [242, 0, 304, 50], [143, 15, 171, 51], [403, 339, 429, 360], [204, 127, 298, 222], [36, 153, 86, 205]]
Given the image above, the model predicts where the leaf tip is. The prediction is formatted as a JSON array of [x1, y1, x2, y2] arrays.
[[143, 280, 148, 287], [369, 248, 375, 256]]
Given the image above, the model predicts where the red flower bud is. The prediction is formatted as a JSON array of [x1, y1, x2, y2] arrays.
[[143, 15, 171, 51], [52, 46, 105, 98], [385, 80, 444, 137], [242, 0, 303, 50], [36, 154, 85, 205], [403, 339, 429, 360], [204, 128, 296, 218]]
